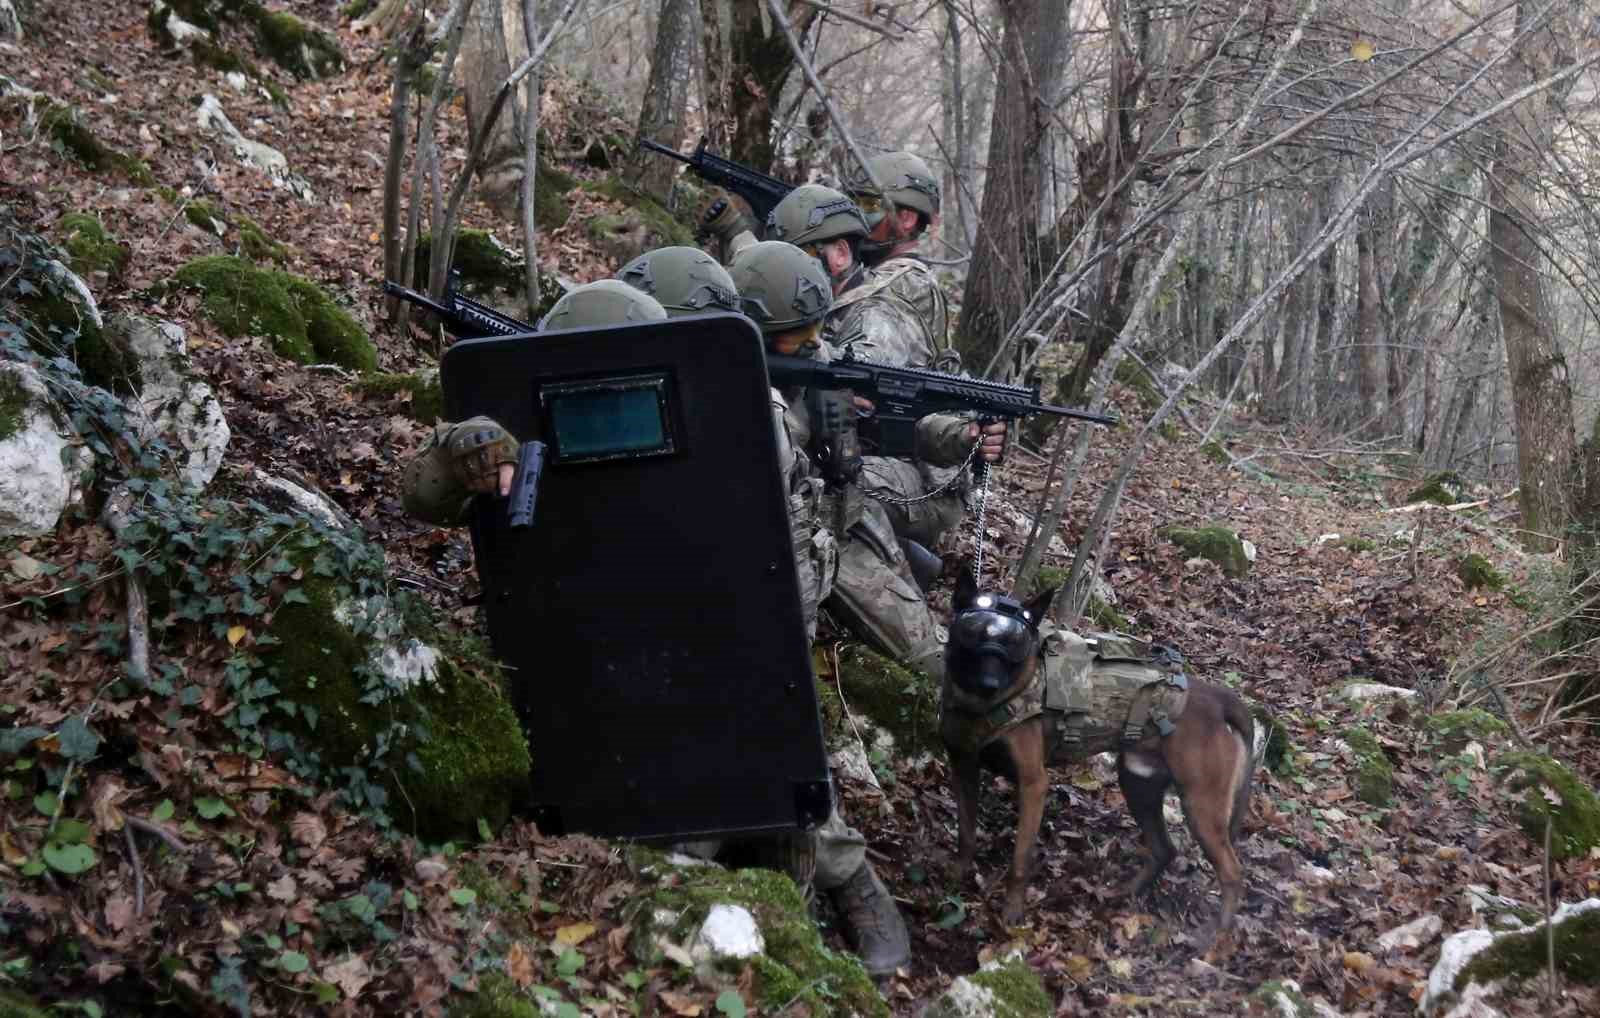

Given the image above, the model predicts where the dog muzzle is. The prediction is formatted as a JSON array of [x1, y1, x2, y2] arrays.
[[949, 598, 1039, 698]]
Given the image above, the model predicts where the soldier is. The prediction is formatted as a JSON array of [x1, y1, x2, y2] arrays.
[[401, 271, 910, 977]]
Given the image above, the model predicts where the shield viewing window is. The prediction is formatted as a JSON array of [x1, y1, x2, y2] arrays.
[[538, 372, 678, 463]]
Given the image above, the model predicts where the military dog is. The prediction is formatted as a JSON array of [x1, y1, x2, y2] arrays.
[[940, 571, 1256, 939]]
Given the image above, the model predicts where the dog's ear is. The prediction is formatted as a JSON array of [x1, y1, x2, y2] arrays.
[[1023, 585, 1058, 626], [954, 562, 979, 610]]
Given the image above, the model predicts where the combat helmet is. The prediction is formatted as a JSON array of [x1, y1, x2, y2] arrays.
[[764, 183, 869, 250], [540, 278, 667, 331], [846, 151, 941, 221], [616, 246, 740, 317], [728, 240, 833, 335]]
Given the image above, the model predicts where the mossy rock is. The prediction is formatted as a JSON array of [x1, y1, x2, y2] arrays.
[[1424, 709, 1508, 755], [172, 255, 376, 370], [250, 8, 344, 79], [829, 643, 941, 756], [30, 97, 155, 185], [1253, 703, 1292, 774], [1248, 981, 1317, 1017], [356, 369, 442, 424], [1495, 752, 1600, 861], [236, 214, 290, 264], [1457, 553, 1505, 592], [626, 852, 887, 1017], [445, 974, 541, 1018], [262, 576, 531, 842], [1335, 535, 1376, 553], [146, 0, 224, 43], [1159, 524, 1250, 578], [0, 370, 26, 443], [1342, 726, 1393, 807], [582, 176, 696, 248], [1454, 906, 1600, 995], [1200, 441, 1230, 465], [55, 212, 130, 278], [1406, 470, 1465, 506], [17, 286, 141, 395], [924, 957, 1052, 1018], [184, 198, 228, 237], [413, 229, 566, 320], [1113, 358, 1162, 411]]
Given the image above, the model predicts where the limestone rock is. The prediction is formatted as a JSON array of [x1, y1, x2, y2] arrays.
[[0, 0, 22, 38], [109, 314, 229, 490], [691, 903, 764, 984], [195, 94, 314, 201], [1248, 979, 1344, 1018], [925, 953, 1052, 1018], [257, 473, 354, 531], [1339, 681, 1418, 702], [1376, 914, 1441, 953], [0, 362, 77, 537], [1422, 899, 1600, 1016]]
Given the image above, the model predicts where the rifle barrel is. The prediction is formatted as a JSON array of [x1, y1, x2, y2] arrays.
[[637, 138, 690, 163]]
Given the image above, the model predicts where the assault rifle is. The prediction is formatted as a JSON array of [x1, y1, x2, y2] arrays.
[[382, 281, 1118, 458], [638, 136, 793, 223], [766, 354, 1118, 460], [383, 279, 531, 339]]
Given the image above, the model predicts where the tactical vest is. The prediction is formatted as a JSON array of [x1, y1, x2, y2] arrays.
[[829, 258, 958, 373], [941, 622, 1191, 759]]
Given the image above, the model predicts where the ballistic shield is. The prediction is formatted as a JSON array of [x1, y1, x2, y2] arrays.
[[440, 313, 832, 841]]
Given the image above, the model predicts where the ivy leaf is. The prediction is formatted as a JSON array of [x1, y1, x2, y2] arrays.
[[715, 991, 747, 1018], [34, 792, 59, 817], [0, 726, 46, 755], [555, 949, 582, 977], [195, 797, 235, 820], [54, 819, 91, 845], [448, 888, 477, 907], [277, 951, 309, 974], [151, 799, 175, 822], [477, 817, 492, 842], [43, 841, 97, 875], [57, 717, 101, 762]]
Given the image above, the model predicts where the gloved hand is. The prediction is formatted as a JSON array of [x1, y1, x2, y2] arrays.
[[697, 188, 755, 246], [446, 416, 519, 495]]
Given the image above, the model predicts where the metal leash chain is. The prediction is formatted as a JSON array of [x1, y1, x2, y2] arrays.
[[972, 457, 992, 584], [857, 439, 981, 507]]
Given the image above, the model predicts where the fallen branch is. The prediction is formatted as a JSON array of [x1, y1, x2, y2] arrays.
[[102, 484, 150, 686], [125, 815, 190, 854], [125, 823, 145, 917]]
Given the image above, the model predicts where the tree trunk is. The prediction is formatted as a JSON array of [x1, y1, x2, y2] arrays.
[[462, 0, 524, 214], [698, 0, 731, 151], [724, 2, 817, 174], [1491, 0, 1578, 553], [956, 0, 1071, 369], [627, 0, 699, 203], [1355, 210, 1385, 435]]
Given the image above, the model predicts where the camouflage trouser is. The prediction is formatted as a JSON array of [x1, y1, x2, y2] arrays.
[[858, 456, 966, 550], [827, 499, 947, 680]]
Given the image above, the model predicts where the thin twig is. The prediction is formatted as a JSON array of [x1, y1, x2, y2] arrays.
[[126, 815, 190, 854], [794, 0, 904, 40], [830, 642, 880, 793], [125, 823, 146, 917], [763, 0, 881, 191], [1544, 815, 1556, 1001]]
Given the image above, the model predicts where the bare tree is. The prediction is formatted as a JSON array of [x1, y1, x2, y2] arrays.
[[627, 0, 700, 202]]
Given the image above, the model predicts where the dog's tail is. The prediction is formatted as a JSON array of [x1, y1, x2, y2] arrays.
[[1219, 689, 1256, 844]]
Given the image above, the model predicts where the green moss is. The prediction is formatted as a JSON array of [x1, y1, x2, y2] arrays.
[[0, 989, 51, 1018], [967, 959, 1053, 1018], [172, 256, 375, 369], [1249, 981, 1314, 1017], [31, 98, 155, 184], [55, 212, 130, 278], [190, 36, 249, 75], [1158, 420, 1182, 442], [1343, 726, 1393, 807], [1458, 553, 1505, 592], [1424, 709, 1508, 754], [445, 973, 540, 1018], [1455, 908, 1600, 992], [18, 289, 141, 395], [1087, 594, 1129, 632], [1495, 752, 1600, 860], [174, 255, 312, 362], [1252, 704, 1291, 774], [252, 9, 344, 79], [1113, 358, 1162, 411], [414, 228, 563, 318], [582, 177, 695, 247], [1159, 524, 1250, 578], [262, 577, 531, 842], [455, 860, 534, 940], [1200, 441, 1230, 465], [1336, 536, 1376, 552], [356, 370, 442, 424], [1407, 470, 1465, 506], [185, 198, 228, 236], [0, 371, 26, 442], [236, 214, 289, 264], [342, 0, 377, 19], [833, 644, 941, 755], [628, 859, 886, 1017]]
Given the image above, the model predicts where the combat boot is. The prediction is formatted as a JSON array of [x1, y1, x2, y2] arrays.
[[830, 861, 910, 977]]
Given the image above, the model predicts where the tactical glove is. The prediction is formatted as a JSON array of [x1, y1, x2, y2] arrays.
[[697, 189, 756, 246], [445, 416, 520, 493]]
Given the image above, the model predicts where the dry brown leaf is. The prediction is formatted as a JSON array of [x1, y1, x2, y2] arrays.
[[323, 955, 372, 998], [88, 960, 126, 984], [1344, 951, 1377, 974], [658, 989, 702, 1016], [103, 894, 136, 932], [290, 812, 327, 851], [505, 941, 536, 987], [266, 874, 297, 902]]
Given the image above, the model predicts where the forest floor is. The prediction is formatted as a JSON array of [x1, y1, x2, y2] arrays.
[[3, 2, 1599, 1017]]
